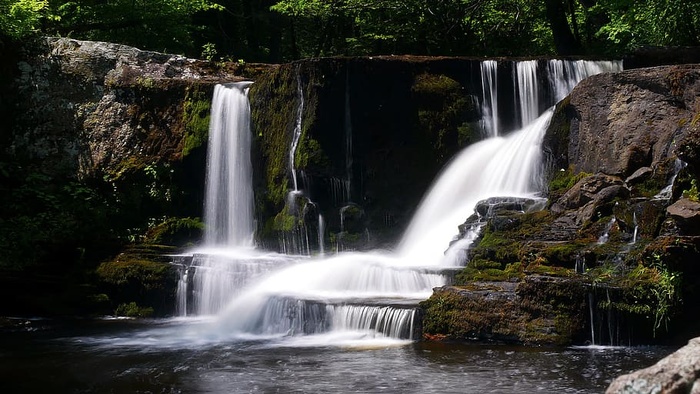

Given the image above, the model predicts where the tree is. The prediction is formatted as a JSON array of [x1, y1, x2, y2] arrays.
[[0, 0, 48, 40], [44, 0, 223, 55]]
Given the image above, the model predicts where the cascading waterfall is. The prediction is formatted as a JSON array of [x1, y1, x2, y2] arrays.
[[180, 59, 622, 344], [203, 82, 255, 247]]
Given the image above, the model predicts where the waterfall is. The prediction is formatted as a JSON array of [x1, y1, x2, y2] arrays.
[[397, 111, 553, 265], [516, 60, 540, 127], [180, 59, 623, 342], [598, 217, 617, 244], [344, 70, 353, 203], [547, 60, 622, 101], [203, 82, 255, 247], [290, 71, 304, 192], [480, 60, 499, 137]]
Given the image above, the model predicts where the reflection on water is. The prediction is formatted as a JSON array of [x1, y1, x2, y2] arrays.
[[0, 318, 672, 394]]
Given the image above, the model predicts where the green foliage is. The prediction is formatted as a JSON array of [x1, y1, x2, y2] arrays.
[[0, 0, 48, 39], [589, 257, 682, 336], [44, 0, 223, 54], [0, 164, 112, 270], [682, 179, 699, 202], [591, 0, 700, 52]]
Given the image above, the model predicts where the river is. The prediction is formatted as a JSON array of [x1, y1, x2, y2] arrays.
[[1, 317, 670, 393]]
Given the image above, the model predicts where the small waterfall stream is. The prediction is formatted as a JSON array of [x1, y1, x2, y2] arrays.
[[176, 59, 623, 343]]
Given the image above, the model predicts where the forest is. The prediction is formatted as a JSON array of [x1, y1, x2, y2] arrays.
[[1, 0, 699, 62]]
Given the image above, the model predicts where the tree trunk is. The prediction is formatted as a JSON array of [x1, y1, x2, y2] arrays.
[[545, 0, 582, 55]]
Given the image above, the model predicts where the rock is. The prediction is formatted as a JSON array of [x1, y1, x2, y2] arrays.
[[475, 196, 547, 218], [626, 167, 653, 184], [553, 173, 626, 211], [606, 337, 700, 394], [667, 198, 700, 234], [420, 276, 588, 345], [544, 65, 700, 182]]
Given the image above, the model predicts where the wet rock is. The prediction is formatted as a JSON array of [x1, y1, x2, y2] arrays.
[[551, 173, 626, 213], [667, 198, 700, 234], [606, 337, 700, 394], [475, 197, 547, 217]]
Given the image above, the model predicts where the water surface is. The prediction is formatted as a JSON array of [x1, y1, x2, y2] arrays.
[[0, 318, 671, 393]]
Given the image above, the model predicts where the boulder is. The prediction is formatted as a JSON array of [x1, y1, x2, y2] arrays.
[[544, 65, 700, 182], [606, 337, 700, 394], [667, 198, 700, 234]]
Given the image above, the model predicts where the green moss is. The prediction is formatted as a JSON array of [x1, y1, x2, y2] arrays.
[[412, 74, 462, 96], [96, 258, 173, 290], [114, 302, 154, 318], [273, 210, 298, 232], [144, 217, 203, 246], [182, 86, 211, 157], [295, 137, 330, 170], [135, 76, 155, 89], [412, 73, 474, 153], [457, 122, 477, 146], [549, 166, 592, 195], [538, 242, 586, 267], [250, 65, 298, 207]]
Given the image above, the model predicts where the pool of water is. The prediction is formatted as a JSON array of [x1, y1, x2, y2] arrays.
[[0, 317, 671, 393]]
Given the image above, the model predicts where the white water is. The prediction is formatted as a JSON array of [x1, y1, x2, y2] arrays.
[[480, 60, 499, 137], [547, 60, 623, 101], [203, 82, 255, 247], [178, 59, 622, 345], [516, 60, 540, 127], [397, 110, 553, 266], [598, 217, 617, 244], [290, 72, 304, 191]]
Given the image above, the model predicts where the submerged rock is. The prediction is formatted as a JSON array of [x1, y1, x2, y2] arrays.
[[606, 337, 700, 394]]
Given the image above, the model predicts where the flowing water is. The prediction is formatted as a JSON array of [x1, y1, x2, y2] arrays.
[[181, 59, 623, 342], [4, 59, 660, 393]]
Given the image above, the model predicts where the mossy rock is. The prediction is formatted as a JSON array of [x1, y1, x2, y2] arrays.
[[181, 85, 212, 157], [420, 280, 584, 345], [114, 301, 154, 318], [95, 245, 179, 316], [144, 217, 204, 246]]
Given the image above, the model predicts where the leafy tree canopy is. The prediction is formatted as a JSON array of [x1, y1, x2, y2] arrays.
[[1, 0, 699, 63]]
